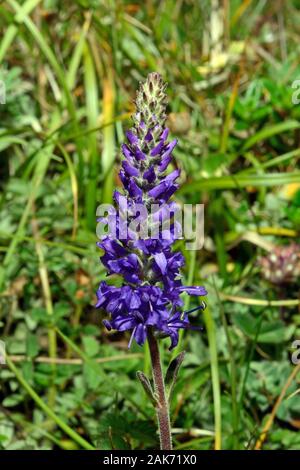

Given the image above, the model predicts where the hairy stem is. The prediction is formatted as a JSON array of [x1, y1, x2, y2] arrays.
[[148, 329, 172, 450]]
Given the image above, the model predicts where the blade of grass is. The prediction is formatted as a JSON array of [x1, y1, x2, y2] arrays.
[[242, 120, 300, 151], [83, 42, 99, 230], [7, 0, 75, 120], [31, 212, 57, 408], [101, 64, 116, 204], [243, 152, 266, 202], [180, 172, 300, 193], [0, 231, 93, 257], [5, 355, 95, 450], [66, 14, 92, 91], [63, 113, 130, 142], [220, 72, 240, 154], [8, 353, 143, 364], [257, 226, 298, 237], [56, 142, 79, 239], [213, 277, 238, 449], [0, 136, 26, 147], [203, 303, 222, 450], [174, 436, 214, 450], [7, 0, 85, 186], [230, 0, 252, 27], [225, 230, 275, 252], [220, 293, 300, 307], [0, 0, 42, 62], [241, 149, 300, 174], [211, 198, 228, 282]]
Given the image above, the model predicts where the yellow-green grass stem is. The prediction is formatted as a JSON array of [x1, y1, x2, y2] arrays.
[[5, 355, 95, 450], [203, 304, 222, 450]]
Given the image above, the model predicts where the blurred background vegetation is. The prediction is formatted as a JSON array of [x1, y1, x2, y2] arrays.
[[0, 0, 300, 450]]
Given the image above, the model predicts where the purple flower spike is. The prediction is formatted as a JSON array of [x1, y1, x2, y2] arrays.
[[96, 72, 207, 349]]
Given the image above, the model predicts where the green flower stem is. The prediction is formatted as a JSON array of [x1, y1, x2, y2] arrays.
[[148, 329, 172, 450]]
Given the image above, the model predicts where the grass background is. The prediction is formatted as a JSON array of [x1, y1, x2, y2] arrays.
[[0, 0, 300, 450]]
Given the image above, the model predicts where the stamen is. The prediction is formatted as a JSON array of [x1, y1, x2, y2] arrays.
[[128, 327, 137, 349], [185, 303, 205, 315]]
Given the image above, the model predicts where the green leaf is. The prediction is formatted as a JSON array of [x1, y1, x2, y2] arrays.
[[26, 333, 39, 358], [82, 336, 100, 358], [165, 351, 186, 401], [233, 313, 296, 344], [0, 420, 14, 447], [83, 362, 101, 390], [257, 324, 295, 344], [2, 394, 24, 407], [136, 371, 157, 405]]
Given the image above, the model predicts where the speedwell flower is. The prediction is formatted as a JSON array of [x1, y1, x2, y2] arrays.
[[96, 72, 207, 349]]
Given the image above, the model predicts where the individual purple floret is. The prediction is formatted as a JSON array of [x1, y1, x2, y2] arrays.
[[96, 72, 207, 349]]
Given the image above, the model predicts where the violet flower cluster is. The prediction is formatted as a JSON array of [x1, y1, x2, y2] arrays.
[[96, 73, 207, 349]]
